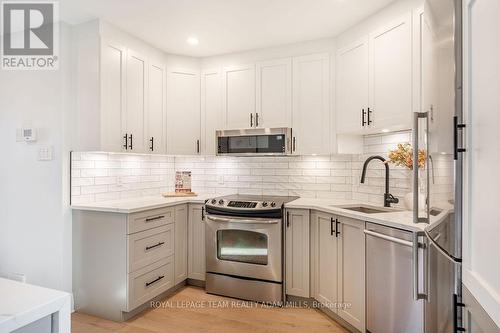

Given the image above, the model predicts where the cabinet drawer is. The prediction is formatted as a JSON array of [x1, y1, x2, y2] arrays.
[[128, 207, 174, 234], [127, 256, 174, 311], [128, 225, 174, 273]]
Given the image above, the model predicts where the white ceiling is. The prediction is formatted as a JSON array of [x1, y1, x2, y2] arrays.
[[60, 0, 396, 57]]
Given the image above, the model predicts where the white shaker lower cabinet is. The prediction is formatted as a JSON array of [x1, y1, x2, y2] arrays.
[[174, 204, 188, 284], [73, 204, 188, 322], [310, 211, 365, 332], [336, 216, 365, 332], [310, 211, 338, 309], [285, 209, 310, 298], [188, 204, 206, 281]]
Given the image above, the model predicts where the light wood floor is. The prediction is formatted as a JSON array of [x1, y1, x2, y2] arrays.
[[72, 286, 348, 333]]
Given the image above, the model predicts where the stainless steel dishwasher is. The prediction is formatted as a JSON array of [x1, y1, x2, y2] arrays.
[[364, 223, 425, 333]]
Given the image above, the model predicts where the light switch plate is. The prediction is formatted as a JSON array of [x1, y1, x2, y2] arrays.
[[38, 146, 53, 161]]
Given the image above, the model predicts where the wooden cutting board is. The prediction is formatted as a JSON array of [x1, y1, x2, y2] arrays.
[[162, 192, 198, 198]]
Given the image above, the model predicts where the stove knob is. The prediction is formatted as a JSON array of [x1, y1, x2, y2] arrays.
[[218, 199, 225, 205], [262, 201, 268, 207], [270, 202, 276, 207], [211, 199, 217, 205]]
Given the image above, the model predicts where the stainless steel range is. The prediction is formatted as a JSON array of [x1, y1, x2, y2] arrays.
[[204, 194, 298, 304]]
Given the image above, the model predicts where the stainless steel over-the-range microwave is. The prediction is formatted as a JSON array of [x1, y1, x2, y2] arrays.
[[216, 128, 293, 156]]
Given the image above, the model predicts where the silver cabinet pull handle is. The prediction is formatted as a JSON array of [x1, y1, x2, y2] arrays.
[[256, 113, 259, 127], [413, 231, 427, 301], [413, 112, 430, 224], [363, 229, 412, 247], [250, 113, 254, 127]]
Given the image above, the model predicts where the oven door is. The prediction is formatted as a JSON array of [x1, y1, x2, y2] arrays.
[[205, 214, 282, 282]]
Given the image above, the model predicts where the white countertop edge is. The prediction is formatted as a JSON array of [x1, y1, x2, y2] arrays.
[[71, 195, 212, 214], [285, 199, 453, 232], [71, 195, 452, 233], [0, 278, 72, 333]]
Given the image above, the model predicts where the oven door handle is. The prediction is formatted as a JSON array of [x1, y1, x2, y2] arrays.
[[205, 215, 281, 224]]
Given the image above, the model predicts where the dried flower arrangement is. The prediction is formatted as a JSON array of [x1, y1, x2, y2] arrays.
[[387, 143, 426, 170]]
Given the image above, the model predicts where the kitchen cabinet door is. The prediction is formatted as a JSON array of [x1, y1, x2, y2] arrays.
[[463, 0, 500, 328], [256, 58, 292, 128], [188, 204, 205, 281], [147, 61, 167, 154], [369, 12, 412, 131], [337, 216, 365, 332], [125, 49, 148, 153], [285, 209, 310, 298], [311, 211, 338, 311], [201, 69, 222, 155], [166, 68, 201, 155], [174, 204, 188, 284], [336, 38, 369, 134], [100, 40, 126, 152], [292, 53, 331, 155], [223, 64, 255, 129]]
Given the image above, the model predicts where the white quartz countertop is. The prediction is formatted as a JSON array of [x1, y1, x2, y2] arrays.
[[0, 278, 71, 333], [285, 197, 452, 232], [71, 195, 452, 232], [71, 194, 214, 213]]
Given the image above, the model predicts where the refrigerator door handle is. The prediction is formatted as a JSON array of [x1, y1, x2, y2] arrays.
[[413, 112, 430, 224], [413, 231, 428, 301]]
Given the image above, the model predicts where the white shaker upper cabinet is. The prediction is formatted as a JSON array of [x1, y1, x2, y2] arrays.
[[336, 38, 369, 134], [292, 53, 331, 155], [166, 68, 201, 155], [201, 69, 222, 155], [256, 58, 292, 128], [125, 50, 148, 153], [223, 64, 255, 129], [100, 40, 127, 152], [147, 61, 167, 154], [368, 12, 412, 131]]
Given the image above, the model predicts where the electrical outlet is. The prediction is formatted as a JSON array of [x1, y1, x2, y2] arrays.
[[38, 146, 53, 161], [217, 175, 224, 185]]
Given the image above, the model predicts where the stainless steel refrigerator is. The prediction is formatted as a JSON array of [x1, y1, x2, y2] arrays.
[[414, 0, 465, 332]]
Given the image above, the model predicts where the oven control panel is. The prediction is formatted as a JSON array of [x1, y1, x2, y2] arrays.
[[227, 201, 258, 208], [206, 197, 280, 211]]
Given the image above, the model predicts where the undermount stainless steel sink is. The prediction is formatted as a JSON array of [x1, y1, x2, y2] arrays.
[[333, 205, 403, 214]]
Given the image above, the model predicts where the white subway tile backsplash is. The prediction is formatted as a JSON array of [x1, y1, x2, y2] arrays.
[[70, 131, 453, 205]]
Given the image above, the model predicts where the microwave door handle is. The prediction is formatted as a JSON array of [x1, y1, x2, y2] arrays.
[[205, 215, 280, 224]]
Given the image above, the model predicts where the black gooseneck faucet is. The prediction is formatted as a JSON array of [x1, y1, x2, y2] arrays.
[[360, 155, 399, 208]]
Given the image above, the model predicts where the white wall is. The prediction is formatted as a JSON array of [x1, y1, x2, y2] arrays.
[[201, 37, 336, 69], [0, 23, 75, 292]]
